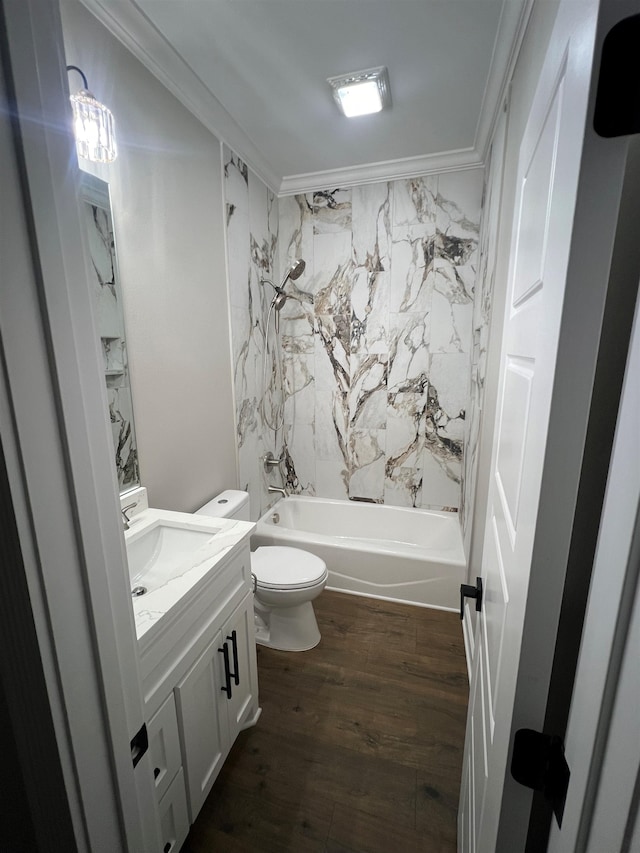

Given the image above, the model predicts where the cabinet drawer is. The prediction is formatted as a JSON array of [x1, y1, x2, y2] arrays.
[[158, 767, 189, 853], [148, 693, 182, 802]]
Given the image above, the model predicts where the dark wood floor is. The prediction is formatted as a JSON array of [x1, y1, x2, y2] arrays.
[[183, 591, 469, 853]]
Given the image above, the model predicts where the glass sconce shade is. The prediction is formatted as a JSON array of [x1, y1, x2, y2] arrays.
[[70, 89, 117, 163]]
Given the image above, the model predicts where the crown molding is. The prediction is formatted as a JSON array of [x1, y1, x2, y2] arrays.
[[473, 0, 535, 161], [278, 147, 484, 196], [77, 0, 529, 197], [78, 0, 282, 194]]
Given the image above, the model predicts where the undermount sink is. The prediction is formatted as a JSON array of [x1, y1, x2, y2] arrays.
[[121, 503, 255, 643], [126, 519, 222, 594]]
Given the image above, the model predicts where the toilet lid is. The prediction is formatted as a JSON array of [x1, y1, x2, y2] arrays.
[[251, 546, 327, 590]]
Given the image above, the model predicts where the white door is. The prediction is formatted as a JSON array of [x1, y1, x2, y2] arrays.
[[458, 0, 600, 849]]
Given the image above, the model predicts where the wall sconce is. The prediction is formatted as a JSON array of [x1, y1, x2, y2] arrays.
[[66, 65, 117, 163]]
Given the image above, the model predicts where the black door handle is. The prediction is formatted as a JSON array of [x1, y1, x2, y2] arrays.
[[460, 577, 483, 620], [227, 629, 240, 686], [218, 642, 232, 699]]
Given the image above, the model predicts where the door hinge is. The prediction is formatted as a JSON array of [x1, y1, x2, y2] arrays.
[[511, 729, 570, 827], [130, 723, 148, 769]]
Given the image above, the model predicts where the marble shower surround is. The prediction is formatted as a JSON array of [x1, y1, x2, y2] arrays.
[[223, 146, 483, 516], [223, 145, 280, 520], [461, 113, 508, 555], [278, 171, 483, 510]]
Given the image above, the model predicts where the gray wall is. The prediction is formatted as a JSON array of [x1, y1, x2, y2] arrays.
[[61, 0, 237, 512]]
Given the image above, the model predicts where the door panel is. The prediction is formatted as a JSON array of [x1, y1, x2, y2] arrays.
[[512, 83, 563, 305], [483, 516, 509, 740], [495, 358, 534, 531]]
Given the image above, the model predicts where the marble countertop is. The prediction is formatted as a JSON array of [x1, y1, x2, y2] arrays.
[[125, 508, 255, 641]]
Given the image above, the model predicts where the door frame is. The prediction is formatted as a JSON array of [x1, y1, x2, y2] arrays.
[[548, 227, 640, 852], [0, 0, 158, 848]]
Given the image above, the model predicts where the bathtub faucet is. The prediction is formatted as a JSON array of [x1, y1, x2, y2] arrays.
[[267, 485, 289, 498]]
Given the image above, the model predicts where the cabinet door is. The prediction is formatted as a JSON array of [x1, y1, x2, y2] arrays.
[[222, 594, 259, 740], [175, 631, 230, 821]]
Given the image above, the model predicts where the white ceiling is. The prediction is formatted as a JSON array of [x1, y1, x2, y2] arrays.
[[82, 0, 528, 193]]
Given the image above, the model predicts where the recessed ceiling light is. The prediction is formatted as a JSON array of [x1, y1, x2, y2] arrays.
[[327, 66, 391, 118]]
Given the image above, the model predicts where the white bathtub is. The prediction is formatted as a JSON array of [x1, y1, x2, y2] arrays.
[[252, 496, 466, 611]]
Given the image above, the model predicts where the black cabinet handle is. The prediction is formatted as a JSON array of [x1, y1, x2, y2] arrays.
[[460, 577, 483, 620], [153, 766, 161, 780], [227, 629, 240, 686], [163, 842, 172, 853], [218, 643, 232, 699]]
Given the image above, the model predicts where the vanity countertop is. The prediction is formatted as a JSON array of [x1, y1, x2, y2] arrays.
[[125, 508, 255, 642]]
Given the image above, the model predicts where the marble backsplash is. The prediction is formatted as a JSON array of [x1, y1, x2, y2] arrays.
[[223, 145, 484, 518]]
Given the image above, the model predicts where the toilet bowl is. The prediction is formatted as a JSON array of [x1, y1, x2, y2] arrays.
[[196, 490, 327, 651], [251, 546, 327, 651]]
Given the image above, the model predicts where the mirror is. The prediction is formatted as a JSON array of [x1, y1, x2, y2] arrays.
[[79, 173, 140, 492]]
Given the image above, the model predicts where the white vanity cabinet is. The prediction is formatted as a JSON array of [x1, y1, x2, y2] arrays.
[[176, 594, 257, 820], [138, 537, 260, 850]]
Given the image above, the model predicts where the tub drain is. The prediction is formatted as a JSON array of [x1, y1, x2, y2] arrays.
[[131, 586, 147, 597]]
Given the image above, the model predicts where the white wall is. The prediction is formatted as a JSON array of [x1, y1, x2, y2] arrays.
[[61, 0, 237, 512]]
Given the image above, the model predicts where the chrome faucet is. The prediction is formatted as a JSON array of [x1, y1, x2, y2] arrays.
[[121, 502, 137, 530], [267, 485, 289, 498]]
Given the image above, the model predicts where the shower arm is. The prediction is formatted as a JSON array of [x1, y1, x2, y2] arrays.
[[260, 277, 283, 295]]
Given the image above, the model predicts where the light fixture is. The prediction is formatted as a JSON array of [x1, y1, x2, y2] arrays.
[[66, 65, 117, 163], [327, 66, 391, 118]]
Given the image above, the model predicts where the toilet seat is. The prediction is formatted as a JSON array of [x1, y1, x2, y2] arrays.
[[251, 546, 327, 590]]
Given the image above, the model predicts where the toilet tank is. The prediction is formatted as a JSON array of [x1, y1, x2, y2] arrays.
[[196, 489, 251, 521]]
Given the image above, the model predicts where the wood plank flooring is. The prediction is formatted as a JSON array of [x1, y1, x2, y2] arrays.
[[182, 591, 469, 853]]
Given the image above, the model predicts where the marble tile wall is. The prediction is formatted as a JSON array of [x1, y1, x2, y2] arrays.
[[277, 172, 483, 511], [460, 113, 508, 556], [82, 198, 139, 490], [223, 145, 280, 520], [223, 148, 484, 518]]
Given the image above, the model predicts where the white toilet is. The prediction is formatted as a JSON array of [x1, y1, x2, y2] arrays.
[[196, 490, 327, 652]]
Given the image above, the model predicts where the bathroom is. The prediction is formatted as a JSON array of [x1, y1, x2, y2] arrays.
[[2, 0, 639, 851]]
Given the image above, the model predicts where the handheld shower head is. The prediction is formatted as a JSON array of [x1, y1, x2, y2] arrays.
[[272, 290, 288, 312], [280, 258, 306, 288], [260, 258, 305, 319]]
